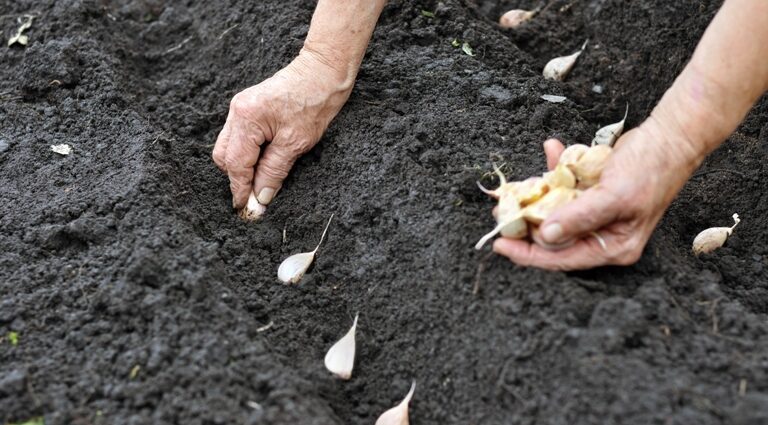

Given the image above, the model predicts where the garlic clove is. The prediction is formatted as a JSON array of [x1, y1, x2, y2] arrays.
[[239, 192, 267, 221], [543, 164, 576, 189], [375, 381, 416, 425], [558, 144, 590, 170], [498, 195, 528, 239], [324, 313, 358, 380], [572, 144, 612, 189], [692, 213, 740, 256], [277, 214, 334, 284], [499, 9, 537, 29], [522, 187, 579, 224], [543, 40, 588, 81], [592, 104, 629, 147], [515, 177, 548, 206], [475, 214, 523, 250]]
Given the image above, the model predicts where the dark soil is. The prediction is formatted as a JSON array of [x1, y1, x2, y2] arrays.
[[2, 0, 768, 424]]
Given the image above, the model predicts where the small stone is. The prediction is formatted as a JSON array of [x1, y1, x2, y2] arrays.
[[0, 139, 9, 153], [592, 84, 604, 94]]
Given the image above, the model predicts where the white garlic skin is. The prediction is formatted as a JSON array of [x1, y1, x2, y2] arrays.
[[499, 9, 536, 28], [592, 104, 629, 147], [692, 213, 740, 256], [375, 381, 416, 425], [543, 40, 588, 81], [239, 192, 266, 221], [324, 314, 358, 380]]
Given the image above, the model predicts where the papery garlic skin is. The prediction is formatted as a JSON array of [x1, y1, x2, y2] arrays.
[[692, 213, 740, 256], [277, 251, 315, 284], [375, 381, 416, 425], [592, 104, 629, 147], [324, 314, 358, 380], [572, 145, 612, 189], [239, 192, 267, 221], [543, 40, 588, 81], [499, 9, 536, 29]]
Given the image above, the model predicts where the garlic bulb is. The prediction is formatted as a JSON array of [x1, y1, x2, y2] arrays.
[[543, 40, 588, 81], [375, 381, 416, 425], [499, 9, 537, 29], [239, 192, 267, 221], [277, 214, 334, 284], [592, 104, 629, 147], [558, 144, 590, 170], [543, 164, 576, 189], [692, 213, 740, 256], [572, 144, 612, 189], [324, 313, 358, 380]]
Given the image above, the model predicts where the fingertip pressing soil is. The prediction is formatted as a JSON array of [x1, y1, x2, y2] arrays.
[[2, 0, 768, 424]]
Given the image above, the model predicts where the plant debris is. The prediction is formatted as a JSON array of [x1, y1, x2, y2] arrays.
[[50, 144, 72, 155], [7, 15, 35, 47]]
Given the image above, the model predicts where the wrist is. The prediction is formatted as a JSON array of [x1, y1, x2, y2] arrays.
[[297, 44, 358, 93]]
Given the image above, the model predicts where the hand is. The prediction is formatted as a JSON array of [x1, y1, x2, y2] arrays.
[[493, 118, 701, 270], [212, 49, 354, 213]]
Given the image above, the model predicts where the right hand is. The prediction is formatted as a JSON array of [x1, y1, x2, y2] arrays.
[[212, 49, 354, 212]]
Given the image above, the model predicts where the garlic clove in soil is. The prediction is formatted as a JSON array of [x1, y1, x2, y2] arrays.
[[572, 144, 612, 189], [239, 192, 267, 221], [558, 143, 590, 171], [692, 213, 740, 256], [375, 381, 416, 425], [543, 164, 576, 189], [499, 9, 537, 29], [277, 214, 334, 284], [592, 104, 629, 147], [543, 40, 588, 81], [324, 313, 358, 380]]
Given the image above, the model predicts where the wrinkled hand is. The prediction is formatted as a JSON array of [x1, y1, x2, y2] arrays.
[[212, 50, 353, 212], [493, 119, 700, 270]]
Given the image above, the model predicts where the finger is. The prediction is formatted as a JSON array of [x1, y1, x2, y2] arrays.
[[544, 138, 565, 171], [538, 186, 621, 245], [225, 120, 266, 209], [212, 111, 234, 172], [252, 135, 301, 206], [493, 237, 609, 270]]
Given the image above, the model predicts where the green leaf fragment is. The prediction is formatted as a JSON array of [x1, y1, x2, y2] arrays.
[[8, 331, 19, 346], [462, 42, 475, 56], [421, 10, 435, 18]]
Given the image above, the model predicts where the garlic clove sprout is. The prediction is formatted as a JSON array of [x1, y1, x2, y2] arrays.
[[522, 187, 579, 224], [476, 216, 523, 250], [277, 214, 334, 284], [499, 9, 537, 29], [498, 195, 528, 239], [324, 313, 358, 380], [543, 40, 588, 81], [375, 381, 416, 425], [692, 213, 740, 256], [543, 164, 576, 189], [558, 144, 590, 171], [572, 144, 612, 189], [239, 192, 267, 221], [592, 104, 629, 147]]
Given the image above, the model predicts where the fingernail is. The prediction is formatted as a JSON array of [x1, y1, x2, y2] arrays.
[[541, 223, 563, 243], [257, 187, 276, 205]]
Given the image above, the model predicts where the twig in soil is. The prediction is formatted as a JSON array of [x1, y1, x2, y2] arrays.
[[473, 251, 494, 295], [218, 24, 239, 39], [739, 379, 747, 396], [691, 168, 746, 179], [282, 226, 287, 244], [164, 36, 194, 54], [256, 321, 274, 333]]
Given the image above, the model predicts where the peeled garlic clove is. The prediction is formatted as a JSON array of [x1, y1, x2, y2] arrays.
[[522, 187, 579, 224], [572, 144, 612, 189], [375, 381, 416, 425], [324, 313, 358, 380], [530, 225, 575, 251], [693, 213, 740, 256], [543, 40, 588, 81], [499, 9, 536, 29], [543, 164, 576, 189], [277, 214, 334, 284], [592, 104, 629, 147], [515, 177, 548, 206], [558, 144, 590, 171], [239, 192, 267, 221], [498, 195, 528, 239]]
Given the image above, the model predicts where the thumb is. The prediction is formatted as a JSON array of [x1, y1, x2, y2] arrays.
[[252, 137, 301, 206], [539, 186, 621, 244]]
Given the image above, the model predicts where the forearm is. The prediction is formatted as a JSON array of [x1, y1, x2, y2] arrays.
[[649, 0, 768, 172], [299, 0, 388, 87]]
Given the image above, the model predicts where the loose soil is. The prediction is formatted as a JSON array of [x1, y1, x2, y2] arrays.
[[2, 0, 768, 424]]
